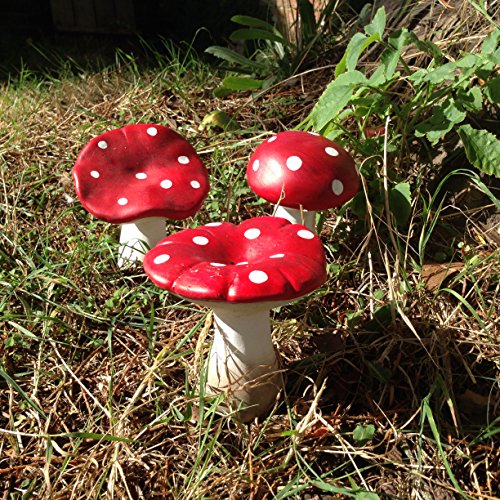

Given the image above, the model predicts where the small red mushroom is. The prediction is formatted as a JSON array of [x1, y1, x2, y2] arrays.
[[143, 216, 327, 421], [247, 131, 360, 230], [73, 124, 210, 267]]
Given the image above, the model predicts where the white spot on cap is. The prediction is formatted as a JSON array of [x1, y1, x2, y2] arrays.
[[136, 172, 147, 179], [205, 222, 222, 227], [98, 140, 108, 150], [193, 236, 209, 246], [210, 262, 226, 267], [325, 146, 339, 157], [117, 197, 128, 206], [249, 270, 268, 284], [298, 229, 314, 240], [286, 156, 302, 171], [147, 127, 158, 136], [244, 228, 261, 240], [178, 156, 190, 164], [154, 254, 170, 264], [252, 159, 260, 172], [160, 179, 173, 189], [236, 261, 248, 266], [268, 136, 277, 143], [90, 170, 100, 178], [309, 132, 320, 136], [191, 180, 201, 189], [331, 179, 344, 195], [270, 253, 284, 258]]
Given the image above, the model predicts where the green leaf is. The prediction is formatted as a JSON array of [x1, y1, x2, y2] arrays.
[[369, 28, 412, 85], [335, 33, 380, 77], [409, 61, 457, 85], [310, 480, 358, 496], [456, 86, 483, 112], [484, 75, 500, 103], [389, 182, 412, 226], [457, 125, 500, 178], [481, 27, 499, 54], [310, 70, 368, 130], [200, 110, 238, 131], [356, 493, 381, 500], [353, 423, 375, 444], [205, 46, 266, 71], [364, 6, 386, 38], [222, 76, 263, 91], [229, 28, 285, 44], [414, 98, 466, 144], [231, 15, 276, 31]]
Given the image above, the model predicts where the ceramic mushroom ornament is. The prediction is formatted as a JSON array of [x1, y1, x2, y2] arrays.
[[143, 216, 327, 422], [73, 124, 210, 267], [247, 131, 360, 231]]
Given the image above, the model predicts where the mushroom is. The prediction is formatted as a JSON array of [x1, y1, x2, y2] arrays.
[[246, 131, 360, 231], [72, 124, 210, 267], [143, 216, 326, 421]]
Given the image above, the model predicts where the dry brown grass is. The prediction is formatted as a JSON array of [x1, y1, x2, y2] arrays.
[[1, 2, 499, 498]]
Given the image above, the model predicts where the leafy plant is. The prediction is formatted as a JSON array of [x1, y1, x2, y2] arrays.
[[206, 1, 338, 93], [302, 7, 499, 240], [305, 8, 499, 175]]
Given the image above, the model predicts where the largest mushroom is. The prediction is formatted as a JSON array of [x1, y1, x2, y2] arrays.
[[247, 131, 360, 231], [143, 216, 327, 421], [73, 124, 210, 267]]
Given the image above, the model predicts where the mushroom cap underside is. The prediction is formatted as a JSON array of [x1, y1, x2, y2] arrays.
[[247, 130, 359, 211], [72, 124, 210, 223], [143, 216, 327, 303]]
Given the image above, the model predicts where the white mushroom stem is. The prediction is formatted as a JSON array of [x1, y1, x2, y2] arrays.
[[205, 302, 282, 422], [118, 217, 166, 268], [274, 205, 316, 232]]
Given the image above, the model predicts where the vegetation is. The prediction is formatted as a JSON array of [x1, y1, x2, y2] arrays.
[[1, 1, 499, 498]]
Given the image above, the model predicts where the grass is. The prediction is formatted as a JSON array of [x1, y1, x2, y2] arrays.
[[1, 2, 499, 498]]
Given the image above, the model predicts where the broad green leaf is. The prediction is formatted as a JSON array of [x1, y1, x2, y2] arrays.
[[310, 70, 368, 130], [389, 182, 412, 226], [485, 75, 500, 103], [231, 15, 276, 31], [222, 76, 263, 90], [481, 27, 499, 54], [364, 6, 386, 38], [229, 28, 285, 44], [457, 125, 500, 178], [456, 86, 483, 112], [353, 423, 376, 444], [409, 61, 457, 85], [415, 98, 466, 144], [335, 33, 380, 77], [369, 28, 413, 85], [205, 46, 266, 71]]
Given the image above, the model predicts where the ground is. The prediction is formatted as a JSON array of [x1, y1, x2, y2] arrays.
[[0, 1, 499, 498]]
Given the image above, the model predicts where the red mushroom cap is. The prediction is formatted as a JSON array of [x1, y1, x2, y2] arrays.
[[72, 124, 210, 223], [143, 216, 326, 303], [247, 131, 359, 211]]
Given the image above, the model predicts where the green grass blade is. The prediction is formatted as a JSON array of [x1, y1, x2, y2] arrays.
[[0, 368, 47, 419]]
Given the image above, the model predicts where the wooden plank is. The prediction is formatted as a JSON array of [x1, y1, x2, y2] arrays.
[[73, 0, 97, 31], [94, 0, 115, 30], [113, 0, 136, 32], [50, 0, 75, 30]]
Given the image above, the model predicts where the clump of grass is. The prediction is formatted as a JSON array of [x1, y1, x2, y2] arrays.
[[1, 3, 499, 498]]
